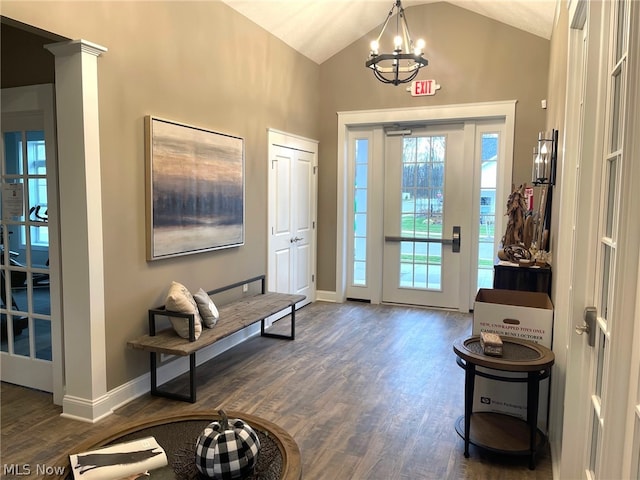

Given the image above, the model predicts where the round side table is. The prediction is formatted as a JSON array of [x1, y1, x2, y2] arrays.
[[453, 335, 554, 470], [52, 410, 301, 480]]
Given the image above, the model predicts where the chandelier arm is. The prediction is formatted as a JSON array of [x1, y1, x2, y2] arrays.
[[401, 12, 412, 53], [374, 5, 396, 46], [400, 6, 416, 52]]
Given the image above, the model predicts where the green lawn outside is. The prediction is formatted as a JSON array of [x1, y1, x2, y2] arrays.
[[401, 215, 495, 237], [400, 214, 495, 267]]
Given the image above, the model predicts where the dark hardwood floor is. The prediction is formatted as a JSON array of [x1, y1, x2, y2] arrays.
[[1, 301, 553, 479]]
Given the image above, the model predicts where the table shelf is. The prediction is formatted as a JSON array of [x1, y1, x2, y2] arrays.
[[455, 413, 546, 455]]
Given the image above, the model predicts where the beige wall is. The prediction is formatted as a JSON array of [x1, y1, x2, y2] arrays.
[[546, 3, 568, 260], [1, 0, 552, 391], [317, 2, 550, 291], [544, 0, 569, 459], [1, 1, 320, 389]]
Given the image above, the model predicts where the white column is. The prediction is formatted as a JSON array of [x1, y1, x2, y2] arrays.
[[45, 39, 110, 422]]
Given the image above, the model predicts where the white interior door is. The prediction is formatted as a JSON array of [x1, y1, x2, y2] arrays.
[[561, 1, 640, 478], [267, 131, 317, 307], [1, 85, 61, 395], [382, 125, 469, 308]]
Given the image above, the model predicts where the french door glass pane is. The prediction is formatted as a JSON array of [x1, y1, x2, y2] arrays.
[[601, 244, 612, 320], [611, 70, 622, 151], [605, 158, 617, 238], [26, 131, 46, 175], [615, 0, 627, 62], [478, 133, 498, 290], [595, 330, 606, 398], [11, 322, 31, 357], [35, 318, 52, 360], [590, 409, 601, 474], [399, 135, 445, 290], [1, 128, 52, 364], [3, 131, 23, 175], [635, 412, 640, 479]]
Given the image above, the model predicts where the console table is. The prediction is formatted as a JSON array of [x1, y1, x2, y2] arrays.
[[453, 335, 554, 469]]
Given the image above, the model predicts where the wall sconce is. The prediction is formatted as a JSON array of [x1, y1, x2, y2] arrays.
[[532, 129, 558, 186]]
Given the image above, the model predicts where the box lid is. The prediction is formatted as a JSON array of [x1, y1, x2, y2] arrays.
[[475, 288, 553, 310]]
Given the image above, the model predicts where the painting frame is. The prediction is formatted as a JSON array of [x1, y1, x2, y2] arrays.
[[145, 116, 245, 261]]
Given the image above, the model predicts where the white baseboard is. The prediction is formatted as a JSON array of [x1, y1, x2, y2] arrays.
[[60, 392, 114, 424], [64, 325, 263, 422], [63, 299, 324, 422], [315, 290, 337, 302]]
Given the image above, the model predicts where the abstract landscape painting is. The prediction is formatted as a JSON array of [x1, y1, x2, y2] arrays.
[[145, 116, 244, 260]]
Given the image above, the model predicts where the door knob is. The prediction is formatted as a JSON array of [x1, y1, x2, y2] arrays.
[[575, 324, 590, 335], [575, 306, 596, 347]]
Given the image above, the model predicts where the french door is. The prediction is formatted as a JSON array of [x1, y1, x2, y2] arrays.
[[1, 85, 61, 394], [382, 125, 467, 308], [561, 1, 640, 478]]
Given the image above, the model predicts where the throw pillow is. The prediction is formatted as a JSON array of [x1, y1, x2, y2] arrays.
[[165, 281, 202, 339], [193, 288, 220, 328]]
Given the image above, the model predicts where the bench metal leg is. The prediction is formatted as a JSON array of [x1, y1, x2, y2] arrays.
[[261, 304, 296, 340], [149, 351, 197, 403]]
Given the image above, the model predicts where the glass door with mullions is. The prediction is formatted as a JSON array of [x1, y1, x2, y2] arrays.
[[382, 125, 466, 308], [1, 125, 53, 392]]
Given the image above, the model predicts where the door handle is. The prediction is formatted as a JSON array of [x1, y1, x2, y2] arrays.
[[290, 236, 303, 243], [575, 306, 596, 347], [385, 226, 461, 253]]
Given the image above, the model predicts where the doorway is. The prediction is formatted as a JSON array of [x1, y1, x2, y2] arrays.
[[382, 125, 466, 308], [1, 84, 61, 395], [559, 1, 640, 478], [267, 129, 318, 308], [337, 102, 515, 311]]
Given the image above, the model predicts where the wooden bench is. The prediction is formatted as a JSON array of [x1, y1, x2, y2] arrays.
[[127, 275, 305, 403]]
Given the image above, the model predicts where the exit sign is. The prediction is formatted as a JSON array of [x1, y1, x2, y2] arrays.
[[408, 79, 441, 96]]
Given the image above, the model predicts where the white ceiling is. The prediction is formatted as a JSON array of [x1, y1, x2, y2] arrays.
[[221, 0, 558, 64]]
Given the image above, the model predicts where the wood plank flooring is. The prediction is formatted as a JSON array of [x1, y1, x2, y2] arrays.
[[1, 301, 552, 479]]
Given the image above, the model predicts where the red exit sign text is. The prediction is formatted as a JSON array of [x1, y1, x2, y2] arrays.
[[409, 80, 441, 96]]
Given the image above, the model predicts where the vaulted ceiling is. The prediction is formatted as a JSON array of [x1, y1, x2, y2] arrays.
[[221, 0, 558, 64]]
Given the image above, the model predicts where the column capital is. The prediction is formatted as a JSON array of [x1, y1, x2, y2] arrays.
[[45, 39, 107, 58]]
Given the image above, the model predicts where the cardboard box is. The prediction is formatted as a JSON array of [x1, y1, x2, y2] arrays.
[[472, 288, 554, 431]]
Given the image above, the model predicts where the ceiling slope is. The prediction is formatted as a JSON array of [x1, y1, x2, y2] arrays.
[[221, 0, 557, 64]]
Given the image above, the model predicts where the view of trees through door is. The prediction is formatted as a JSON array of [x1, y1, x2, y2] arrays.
[[344, 116, 508, 311], [382, 125, 466, 308]]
